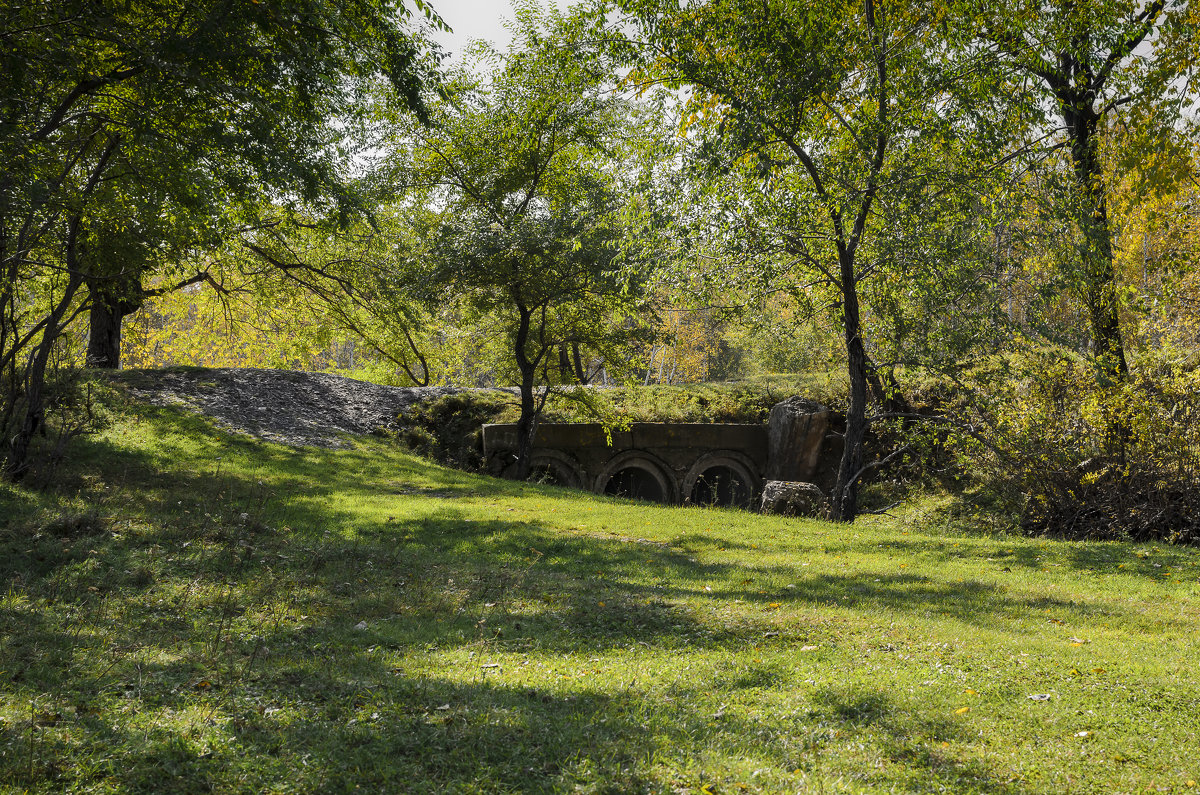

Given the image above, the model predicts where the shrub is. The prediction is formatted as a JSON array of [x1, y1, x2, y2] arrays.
[[953, 349, 1200, 544], [391, 391, 513, 469]]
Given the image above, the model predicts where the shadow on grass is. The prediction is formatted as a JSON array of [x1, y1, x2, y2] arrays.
[[0, 643, 1022, 794], [806, 686, 1018, 792], [0, 404, 1176, 792], [852, 534, 1200, 586]]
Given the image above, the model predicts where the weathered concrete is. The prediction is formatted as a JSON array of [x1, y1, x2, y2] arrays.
[[767, 396, 830, 482], [483, 398, 842, 508], [483, 422, 769, 507]]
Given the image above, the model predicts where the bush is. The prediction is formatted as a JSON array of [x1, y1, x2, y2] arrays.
[[954, 349, 1200, 544], [391, 391, 513, 470]]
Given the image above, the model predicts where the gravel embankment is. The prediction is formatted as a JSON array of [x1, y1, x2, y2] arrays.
[[117, 367, 467, 448]]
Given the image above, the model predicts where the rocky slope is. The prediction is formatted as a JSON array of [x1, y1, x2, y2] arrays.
[[115, 367, 466, 448]]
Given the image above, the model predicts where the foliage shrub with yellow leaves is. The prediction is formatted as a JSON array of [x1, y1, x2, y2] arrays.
[[958, 347, 1200, 544]]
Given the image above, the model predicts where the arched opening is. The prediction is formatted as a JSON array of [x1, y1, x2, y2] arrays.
[[689, 465, 753, 508], [530, 464, 572, 487], [683, 452, 760, 510], [503, 450, 584, 490], [603, 466, 668, 503], [595, 451, 677, 504]]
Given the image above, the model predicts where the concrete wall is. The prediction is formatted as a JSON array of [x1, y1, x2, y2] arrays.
[[483, 421, 797, 507]]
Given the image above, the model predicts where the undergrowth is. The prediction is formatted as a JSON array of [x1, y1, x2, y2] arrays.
[[945, 348, 1200, 545]]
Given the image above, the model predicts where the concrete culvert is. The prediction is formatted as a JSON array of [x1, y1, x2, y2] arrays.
[[690, 465, 753, 508], [530, 465, 570, 487], [603, 466, 668, 503]]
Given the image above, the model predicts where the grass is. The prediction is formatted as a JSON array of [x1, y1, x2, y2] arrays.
[[2, 391, 1199, 793]]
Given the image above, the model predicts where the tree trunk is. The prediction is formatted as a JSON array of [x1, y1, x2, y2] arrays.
[[512, 305, 538, 480], [1062, 98, 1129, 384], [86, 301, 124, 369], [571, 343, 588, 385], [558, 344, 572, 384], [86, 284, 141, 369], [865, 356, 909, 414], [5, 272, 84, 482], [831, 251, 868, 523]]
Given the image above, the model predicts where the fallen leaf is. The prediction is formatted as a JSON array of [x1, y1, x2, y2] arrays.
[[434, 704, 450, 711], [354, 620, 368, 630], [955, 706, 970, 715], [800, 645, 819, 652], [1028, 694, 1051, 702]]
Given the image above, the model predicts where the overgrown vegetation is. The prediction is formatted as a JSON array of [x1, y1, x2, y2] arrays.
[[948, 347, 1200, 544], [390, 373, 846, 470], [7, 0, 1198, 531], [3, 394, 1200, 793]]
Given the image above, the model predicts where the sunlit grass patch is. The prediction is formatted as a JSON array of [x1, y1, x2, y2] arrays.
[[1, 397, 1199, 793]]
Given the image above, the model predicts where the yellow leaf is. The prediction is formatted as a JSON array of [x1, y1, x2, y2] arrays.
[[955, 707, 970, 715]]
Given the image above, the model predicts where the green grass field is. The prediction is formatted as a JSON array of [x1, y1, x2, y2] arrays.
[[2, 395, 1199, 793]]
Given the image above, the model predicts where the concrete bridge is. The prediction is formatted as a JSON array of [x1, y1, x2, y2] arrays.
[[481, 397, 842, 508]]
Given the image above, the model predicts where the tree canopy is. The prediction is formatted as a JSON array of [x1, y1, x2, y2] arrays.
[[0, 0, 439, 478], [370, 2, 660, 477]]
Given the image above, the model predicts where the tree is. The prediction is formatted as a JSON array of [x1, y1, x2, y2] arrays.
[[614, 0, 997, 520], [975, 0, 1196, 383], [382, 2, 659, 478], [0, 0, 438, 480]]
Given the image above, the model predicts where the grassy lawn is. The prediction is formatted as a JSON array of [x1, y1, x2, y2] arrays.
[[2, 396, 1199, 793]]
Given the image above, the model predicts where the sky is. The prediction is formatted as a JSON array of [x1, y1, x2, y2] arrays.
[[429, 0, 580, 61]]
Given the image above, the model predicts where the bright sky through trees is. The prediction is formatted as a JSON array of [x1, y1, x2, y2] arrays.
[[432, 0, 581, 59]]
